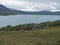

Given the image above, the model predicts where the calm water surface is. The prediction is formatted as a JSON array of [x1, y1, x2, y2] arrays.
[[0, 15, 60, 27]]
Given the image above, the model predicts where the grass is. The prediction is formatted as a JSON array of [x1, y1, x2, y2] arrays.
[[0, 26, 60, 45]]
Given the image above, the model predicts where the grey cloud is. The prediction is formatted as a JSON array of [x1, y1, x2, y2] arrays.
[[17, 0, 51, 3], [1, 0, 60, 11], [53, 0, 60, 10]]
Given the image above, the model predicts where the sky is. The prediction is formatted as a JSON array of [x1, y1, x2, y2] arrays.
[[0, 0, 60, 11]]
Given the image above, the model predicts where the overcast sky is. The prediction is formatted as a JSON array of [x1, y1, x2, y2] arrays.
[[0, 0, 60, 11]]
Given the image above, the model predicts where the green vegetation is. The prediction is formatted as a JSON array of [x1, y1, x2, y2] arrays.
[[0, 26, 60, 45], [0, 20, 60, 45], [0, 20, 60, 31]]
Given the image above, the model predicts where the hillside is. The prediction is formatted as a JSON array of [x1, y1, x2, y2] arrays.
[[0, 4, 20, 15], [0, 20, 59, 45], [0, 4, 12, 15], [0, 26, 60, 45]]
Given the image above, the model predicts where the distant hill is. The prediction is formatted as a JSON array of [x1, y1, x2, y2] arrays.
[[0, 4, 21, 15], [0, 4, 12, 15], [0, 4, 60, 15]]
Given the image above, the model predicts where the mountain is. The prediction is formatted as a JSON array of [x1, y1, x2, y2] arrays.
[[0, 4, 11, 12], [0, 4, 21, 15], [0, 4, 60, 15], [0, 4, 12, 15], [16, 11, 60, 15]]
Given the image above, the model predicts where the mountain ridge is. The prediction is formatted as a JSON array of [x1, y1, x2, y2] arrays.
[[0, 4, 60, 15]]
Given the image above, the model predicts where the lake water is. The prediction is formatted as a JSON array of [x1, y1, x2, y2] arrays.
[[0, 15, 60, 27]]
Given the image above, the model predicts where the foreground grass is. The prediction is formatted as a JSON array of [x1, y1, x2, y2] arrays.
[[0, 26, 60, 45]]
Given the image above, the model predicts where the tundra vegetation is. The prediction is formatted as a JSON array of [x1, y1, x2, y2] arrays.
[[0, 20, 60, 31], [0, 20, 60, 45]]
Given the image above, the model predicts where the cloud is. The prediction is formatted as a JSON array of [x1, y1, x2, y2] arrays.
[[50, 2, 58, 10], [0, 0, 60, 11]]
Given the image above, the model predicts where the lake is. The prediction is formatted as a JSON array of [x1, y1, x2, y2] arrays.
[[0, 15, 60, 27]]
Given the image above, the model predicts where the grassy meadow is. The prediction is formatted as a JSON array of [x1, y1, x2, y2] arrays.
[[0, 26, 60, 45]]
